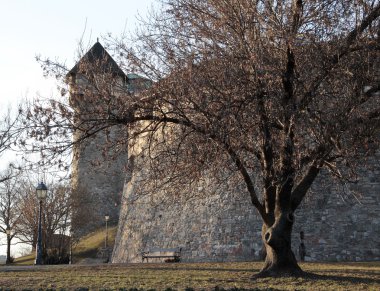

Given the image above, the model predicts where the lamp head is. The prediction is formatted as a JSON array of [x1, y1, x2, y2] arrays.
[[36, 182, 48, 200]]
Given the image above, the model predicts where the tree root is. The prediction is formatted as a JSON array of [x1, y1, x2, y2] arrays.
[[252, 266, 306, 279]]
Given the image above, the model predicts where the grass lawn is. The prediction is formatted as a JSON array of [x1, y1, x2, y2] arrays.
[[0, 261, 379, 290]]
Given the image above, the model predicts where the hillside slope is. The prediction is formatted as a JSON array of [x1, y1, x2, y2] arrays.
[[13, 226, 117, 265]]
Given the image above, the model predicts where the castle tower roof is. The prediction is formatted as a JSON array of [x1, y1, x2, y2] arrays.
[[67, 41, 126, 78]]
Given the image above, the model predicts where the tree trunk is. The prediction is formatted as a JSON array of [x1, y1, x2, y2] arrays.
[[256, 212, 304, 277], [6, 235, 11, 264]]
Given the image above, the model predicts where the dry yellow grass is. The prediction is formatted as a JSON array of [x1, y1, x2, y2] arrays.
[[72, 225, 117, 259], [9, 228, 379, 290], [0, 261, 378, 290], [12, 253, 35, 265]]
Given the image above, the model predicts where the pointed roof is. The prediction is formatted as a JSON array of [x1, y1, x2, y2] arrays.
[[67, 42, 126, 78]]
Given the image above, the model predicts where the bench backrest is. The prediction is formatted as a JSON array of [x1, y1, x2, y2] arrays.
[[147, 247, 181, 253]]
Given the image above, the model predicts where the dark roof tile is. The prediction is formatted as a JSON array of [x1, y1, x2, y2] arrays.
[[68, 42, 126, 78]]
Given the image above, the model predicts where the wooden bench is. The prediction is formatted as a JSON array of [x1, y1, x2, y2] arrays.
[[141, 247, 182, 263], [97, 247, 112, 263]]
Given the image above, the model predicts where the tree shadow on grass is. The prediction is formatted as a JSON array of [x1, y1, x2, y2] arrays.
[[301, 271, 380, 285], [138, 266, 261, 273], [249, 270, 380, 287]]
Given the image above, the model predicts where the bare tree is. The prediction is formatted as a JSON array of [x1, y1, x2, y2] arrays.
[[0, 166, 23, 263], [24, 0, 379, 276], [14, 179, 38, 248], [0, 108, 23, 183], [42, 182, 72, 263], [15, 178, 72, 262]]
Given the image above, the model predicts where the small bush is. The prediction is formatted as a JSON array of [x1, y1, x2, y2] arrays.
[[44, 248, 70, 264]]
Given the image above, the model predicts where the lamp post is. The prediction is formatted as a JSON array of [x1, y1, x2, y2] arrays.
[[104, 214, 110, 249], [35, 181, 48, 265], [5, 227, 11, 264]]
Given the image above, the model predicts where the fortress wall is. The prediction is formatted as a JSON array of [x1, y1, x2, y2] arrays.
[[112, 151, 380, 263], [293, 151, 380, 261], [112, 172, 262, 263]]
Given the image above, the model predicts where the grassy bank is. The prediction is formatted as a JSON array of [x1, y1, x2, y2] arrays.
[[13, 226, 118, 265], [72, 226, 117, 262], [0, 261, 379, 290]]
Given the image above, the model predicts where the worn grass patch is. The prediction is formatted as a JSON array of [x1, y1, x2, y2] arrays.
[[0, 261, 378, 290]]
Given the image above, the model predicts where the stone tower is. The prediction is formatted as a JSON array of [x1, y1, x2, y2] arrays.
[[67, 42, 146, 235]]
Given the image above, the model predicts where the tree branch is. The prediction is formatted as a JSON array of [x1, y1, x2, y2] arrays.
[[291, 162, 321, 211], [300, 3, 380, 109], [114, 112, 267, 221], [223, 144, 267, 223]]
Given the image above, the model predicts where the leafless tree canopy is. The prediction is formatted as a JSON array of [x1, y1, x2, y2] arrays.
[[25, 0, 379, 276], [0, 108, 24, 183], [0, 167, 23, 261], [15, 179, 72, 253]]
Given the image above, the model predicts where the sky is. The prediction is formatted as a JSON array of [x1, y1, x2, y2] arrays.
[[0, 0, 156, 109], [0, 0, 156, 258]]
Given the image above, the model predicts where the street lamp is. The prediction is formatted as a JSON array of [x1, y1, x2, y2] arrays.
[[5, 227, 11, 264], [104, 214, 110, 249], [35, 181, 48, 265]]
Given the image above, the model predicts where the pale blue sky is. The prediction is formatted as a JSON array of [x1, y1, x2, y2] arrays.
[[0, 0, 156, 258], [0, 0, 156, 109]]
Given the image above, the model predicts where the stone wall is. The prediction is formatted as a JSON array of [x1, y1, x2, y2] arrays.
[[112, 173, 262, 263], [293, 152, 380, 261], [71, 125, 128, 233], [112, 151, 380, 263]]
